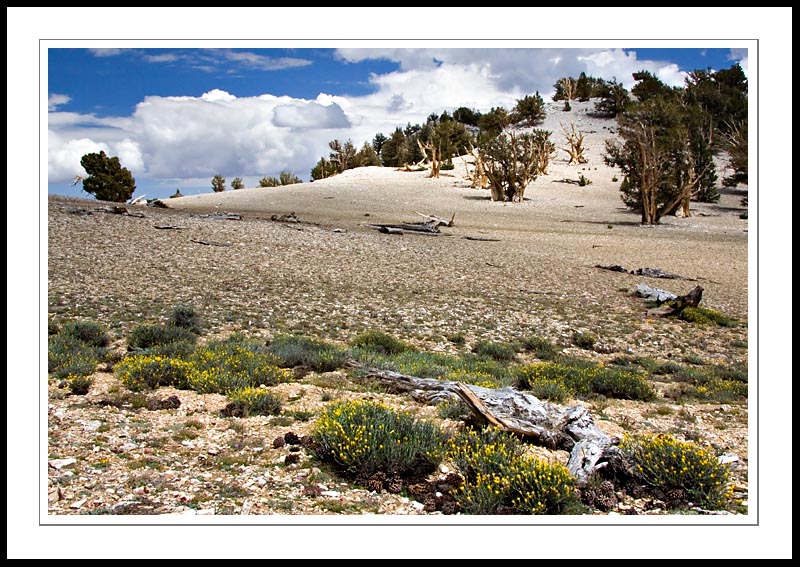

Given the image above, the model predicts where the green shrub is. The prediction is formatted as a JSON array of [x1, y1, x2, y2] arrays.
[[437, 398, 471, 420], [115, 355, 194, 391], [472, 340, 518, 362], [60, 320, 110, 347], [143, 340, 198, 360], [519, 336, 561, 361], [526, 378, 571, 403], [224, 387, 282, 417], [267, 334, 347, 372], [366, 350, 514, 388], [170, 304, 202, 332], [578, 174, 592, 187], [572, 331, 597, 350], [446, 332, 466, 346], [311, 400, 445, 479], [350, 330, 411, 355], [128, 324, 197, 350], [621, 433, 731, 509], [516, 362, 655, 401], [48, 335, 99, 379], [190, 342, 292, 394], [447, 428, 581, 515], [66, 374, 94, 395], [677, 307, 738, 327]]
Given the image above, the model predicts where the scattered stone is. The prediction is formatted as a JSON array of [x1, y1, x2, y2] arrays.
[[146, 395, 181, 410], [320, 490, 340, 498], [49, 458, 77, 470], [196, 508, 216, 515], [70, 498, 87, 509]]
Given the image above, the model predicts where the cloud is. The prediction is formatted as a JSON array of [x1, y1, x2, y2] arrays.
[[212, 49, 312, 71], [727, 48, 749, 77], [133, 48, 312, 73], [272, 100, 350, 129], [48, 93, 71, 111], [88, 48, 123, 57]]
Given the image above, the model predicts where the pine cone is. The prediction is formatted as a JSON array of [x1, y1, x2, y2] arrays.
[[284, 432, 301, 445], [272, 436, 286, 449], [386, 476, 403, 494]]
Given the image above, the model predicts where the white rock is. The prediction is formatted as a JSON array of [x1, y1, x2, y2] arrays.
[[321, 490, 340, 498], [410, 501, 425, 511], [70, 499, 86, 509], [49, 458, 77, 469], [197, 508, 215, 515], [438, 464, 449, 474], [256, 477, 267, 487]]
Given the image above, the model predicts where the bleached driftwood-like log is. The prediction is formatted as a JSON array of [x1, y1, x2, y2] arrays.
[[357, 368, 620, 485]]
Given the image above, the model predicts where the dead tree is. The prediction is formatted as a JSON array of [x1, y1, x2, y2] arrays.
[[354, 368, 621, 486], [418, 140, 442, 178], [561, 122, 588, 165], [461, 146, 489, 189]]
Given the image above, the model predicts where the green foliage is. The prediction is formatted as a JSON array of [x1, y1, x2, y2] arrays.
[[190, 339, 293, 393], [437, 398, 471, 420], [482, 131, 541, 202], [518, 336, 560, 360], [621, 433, 730, 509], [48, 334, 101, 379], [312, 400, 445, 479], [477, 107, 511, 142], [722, 119, 748, 188], [170, 304, 202, 332], [472, 340, 518, 362], [170, 189, 183, 198], [516, 362, 655, 401], [267, 334, 347, 372], [59, 320, 110, 347], [631, 70, 678, 103], [447, 428, 580, 515], [354, 142, 382, 167], [259, 175, 281, 187], [578, 174, 592, 187], [378, 128, 412, 168], [358, 349, 513, 389], [350, 330, 412, 355], [572, 330, 597, 350], [453, 106, 481, 127], [211, 174, 226, 193], [512, 92, 546, 127], [66, 374, 94, 395], [446, 332, 466, 346], [605, 97, 712, 224], [79, 151, 136, 202], [128, 324, 197, 350], [231, 177, 244, 190], [676, 306, 738, 327], [279, 170, 302, 185], [594, 80, 630, 116], [224, 387, 282, 417], [115, 355, 194, 391]]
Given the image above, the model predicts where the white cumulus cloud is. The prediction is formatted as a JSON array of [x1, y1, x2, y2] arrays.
[[48, 93, 71, 111]]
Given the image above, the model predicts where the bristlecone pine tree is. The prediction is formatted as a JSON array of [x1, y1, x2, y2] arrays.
[[78, 151, 136, 202], [482, 131, 541, 202]]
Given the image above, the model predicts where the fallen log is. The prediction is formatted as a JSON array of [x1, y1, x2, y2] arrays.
[[463, 236, 501, 242], [415, 211, 455, 227], [190, 238, 232, 247], [369, 221, 441, 235], [357, 368, 620, 486], [154, 224, 185, 230], [665, 285, 704, 316]]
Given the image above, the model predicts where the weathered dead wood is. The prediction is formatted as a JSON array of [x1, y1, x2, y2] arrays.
[[665, 285, 704, 316], [368, 221, 441, 235], [154, 224, 184, 230], [561, 122, 588, 165], [356, 368, 620, 485], [190, 238, 232, 247], [595, 265, 695, 281], [270, 212, 299, 223], [463, 236, 501, 242], [415, 211, 455, 227]]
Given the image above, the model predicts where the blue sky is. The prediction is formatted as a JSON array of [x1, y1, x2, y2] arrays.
[[47, 45, 749, 199]]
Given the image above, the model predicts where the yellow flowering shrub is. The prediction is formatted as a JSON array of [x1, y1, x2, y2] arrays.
[[224, 387, 282, 417], [621, 433, 731, 509], [312, 400, 445, 478], [447, 427, 580, 515], [115, 355, 194, 391]]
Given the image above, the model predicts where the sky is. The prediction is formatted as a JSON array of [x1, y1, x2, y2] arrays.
[[47, 45, 749, 199]]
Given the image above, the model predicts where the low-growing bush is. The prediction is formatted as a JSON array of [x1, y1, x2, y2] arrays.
[[350, 330, 412, 355], [572, 330, 597, 350], [621, 433, 731, 509], [519, 336, 561, 361], [48, 335, 100, 379], [128, 324, 197, 350], [676, 306, 738, 327], [170, 304, 202, 332], [66, 374, 94, 395], [223, 387, 282, 417], [267, 334, 347, 372], [447, 427, 581, 515], [115, 355, 194, 391], [436, 397, 471, 421], [60, 320, 110, 347], [472, 340, 518, 362], [311, 400, 445, 479], [516, 362, 655, 401]]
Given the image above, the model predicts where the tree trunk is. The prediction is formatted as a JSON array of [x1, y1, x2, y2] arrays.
[[355, 368, 620, 486]]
